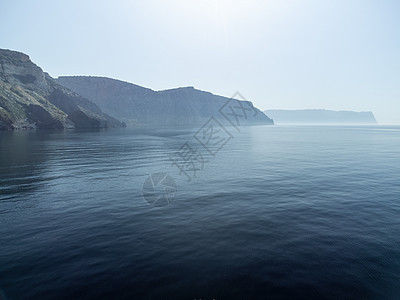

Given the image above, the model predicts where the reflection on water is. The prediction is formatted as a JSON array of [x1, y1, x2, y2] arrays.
[[0, 126, 400, 299], [0, 131, 49, 198]]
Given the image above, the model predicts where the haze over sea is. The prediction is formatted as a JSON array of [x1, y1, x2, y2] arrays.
[[1, 125, 399, 299]]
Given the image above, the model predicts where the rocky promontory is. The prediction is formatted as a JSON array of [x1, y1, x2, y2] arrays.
[[57, 76, 274, 126], [0, 49, 125, 130]]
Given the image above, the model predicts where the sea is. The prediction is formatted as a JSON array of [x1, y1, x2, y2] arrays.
[[0, 125, 399, 299]]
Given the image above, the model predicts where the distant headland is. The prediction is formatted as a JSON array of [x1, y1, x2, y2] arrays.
[[265, 109, 377, 125]]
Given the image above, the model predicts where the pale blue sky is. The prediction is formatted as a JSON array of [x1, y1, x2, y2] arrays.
[[1, 0, 399, 124]]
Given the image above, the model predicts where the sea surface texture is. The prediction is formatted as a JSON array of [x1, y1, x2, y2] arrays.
[[1, 125, 399, 299]]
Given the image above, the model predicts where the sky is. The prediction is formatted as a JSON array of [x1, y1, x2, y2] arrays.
[[1, 0, 399, 124]]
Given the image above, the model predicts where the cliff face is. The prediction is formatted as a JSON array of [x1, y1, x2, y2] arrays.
[[264, 109, 378, 125], [57, 76, 274, 126], [0, 49, 124, 130], [0, 50, 47, 88]]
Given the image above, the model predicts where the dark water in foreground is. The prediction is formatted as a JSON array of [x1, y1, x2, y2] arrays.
[[0, 125, 399, 299]]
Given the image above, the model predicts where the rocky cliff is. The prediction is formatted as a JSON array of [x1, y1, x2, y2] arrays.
[[56, 76, 274, 126], [0, 49, 125, 130]]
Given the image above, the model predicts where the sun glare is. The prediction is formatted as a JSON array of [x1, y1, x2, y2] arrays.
[[173, 0, 260, 23]]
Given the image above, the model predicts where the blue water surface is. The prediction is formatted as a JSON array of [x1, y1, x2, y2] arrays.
[[0, 125, 399, 299]]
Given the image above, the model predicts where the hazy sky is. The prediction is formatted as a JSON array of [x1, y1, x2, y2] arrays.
[[1, 0, 399, 124]]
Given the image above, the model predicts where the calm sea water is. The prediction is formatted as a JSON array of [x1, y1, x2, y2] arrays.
[[0, 125, 399, 299]]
